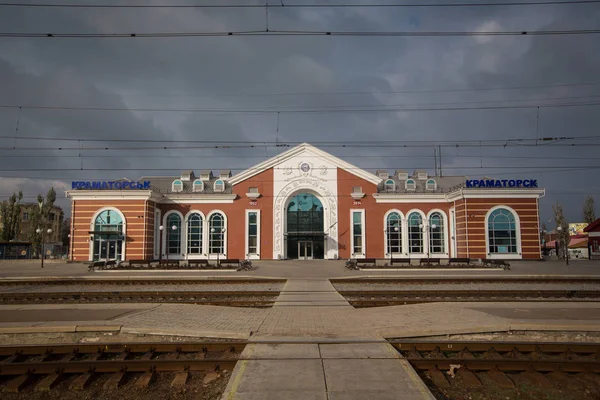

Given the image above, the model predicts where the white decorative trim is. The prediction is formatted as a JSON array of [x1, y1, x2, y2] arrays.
[[66, 190, 156, 201], [207, 210, 227, 259], [351, 192, 365, 200], [229, 142, 381, 186], [373, 193, 448, 203], [246, 192, 261, 200], [426, 209, 450, 258], [484, 205, 522, 260], [89, 207, 126, 262], [446, 188, 545, 201], [449, 207, 456, 258], [154, 209, 161, 259], [160, 194, 237, 204], [383, 209, 405, 258], [350, 209, 366, 259], [245, 209, 261, 260]]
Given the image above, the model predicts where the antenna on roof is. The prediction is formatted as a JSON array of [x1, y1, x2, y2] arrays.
[[439, 145, 443, 177], [434, 147, 438, 176]]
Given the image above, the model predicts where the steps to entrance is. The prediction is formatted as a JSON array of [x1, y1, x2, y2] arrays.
[[221, 342, 435, 400], [274, 279, 352, 307]]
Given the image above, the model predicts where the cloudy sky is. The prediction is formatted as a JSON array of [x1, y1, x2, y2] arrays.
[[1, 0, 599, 225]]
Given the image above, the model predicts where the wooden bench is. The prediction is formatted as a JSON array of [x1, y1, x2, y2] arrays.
[[187, 259, 210, 268], [128, 259, 153, 268], [218, 259, 240, 267], [448, 258, 470, 266], [482, 259, 511, 268], [390, 258, 411, 266], [158, 260, 180, 268], [104, 260, 118, 269], [356, 258, 377, 267], [419, 258, 441, 266]]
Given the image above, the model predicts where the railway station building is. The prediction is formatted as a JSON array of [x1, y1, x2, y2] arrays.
[[66, 143, 545, 262]]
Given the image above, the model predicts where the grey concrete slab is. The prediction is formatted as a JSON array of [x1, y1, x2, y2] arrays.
[[0, 309, 139, 322], [221, 391, 327, 400], [230, 360, 326, 393], [328, 391, 430, 400], [319, 343, 399, 359], [244, 344, 320, 359], [323, 359, 434, 396]]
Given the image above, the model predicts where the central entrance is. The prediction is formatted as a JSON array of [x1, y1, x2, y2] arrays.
[[285, 192, 325, 259]]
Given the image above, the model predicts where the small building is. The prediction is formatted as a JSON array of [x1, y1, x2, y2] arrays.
[[584, 219, 600, 260]]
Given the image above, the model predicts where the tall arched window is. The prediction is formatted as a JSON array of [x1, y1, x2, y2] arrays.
[[384, 179, 395, 192], [386, 212, 402, 254], [408, 212, 423, 253], [92, 209, 124, 261], [209, 213, 225, 254], [488, 208, 517, 254], [187, 213, 203, 254], [429, 212, 445, 254], [166, 213, 182, 255]]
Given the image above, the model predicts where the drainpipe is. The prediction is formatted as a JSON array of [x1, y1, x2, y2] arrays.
[[463, 189, 469, 259], [142, 198, 148, 261]]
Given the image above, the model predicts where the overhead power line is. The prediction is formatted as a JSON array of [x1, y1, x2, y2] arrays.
[[1, 1, 599, 8], [1, 100, 600, 115], [2, 28, 600, 39]]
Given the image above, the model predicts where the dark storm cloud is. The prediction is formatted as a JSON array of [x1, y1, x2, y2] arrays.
[[0, 1, 599, 223]]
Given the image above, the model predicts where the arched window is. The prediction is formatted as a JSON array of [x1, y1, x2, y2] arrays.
[[384, 179, 395, 192], [209, 213, 225, 254], [92, 209, 124, 261], [426, 179, 436, 191], [429, 212, 445, 254], [172, 179, 183, 192], [166, 213, 182, 255], [94, 210, 123, 233], [386, 212, 402, 254], [214, 180, 225, 193], [408, 212, 423, 253], [192, 179, 204, 192], [187, 213, 203, 254], [488, 208, 517, 254], [406, 179, 416, 191]]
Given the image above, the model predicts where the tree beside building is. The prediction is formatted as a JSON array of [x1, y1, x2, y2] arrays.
[[0, 191, 24, 241], [584, 196, 596, 225]]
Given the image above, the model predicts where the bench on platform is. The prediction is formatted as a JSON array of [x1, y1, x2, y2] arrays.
[[88, 261, 105, 272], [419, 258, 441, 266], [482, 259, 511, 268], [158, 260, 180, 268], [448, 258, 470, 266], [128, 259, 153, 268], [356, 258, 377, 267], [187, 259, 210, 268], [218, 259, 240, 267], [390, 258, 411, 266]]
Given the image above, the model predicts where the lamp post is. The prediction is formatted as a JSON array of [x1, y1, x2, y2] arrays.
[[36, 228, 52, 268], [557, 226, 569, 265], [419, 223, 437, 263], [158, 225, 164, 263], [166, 224, 177, 262]]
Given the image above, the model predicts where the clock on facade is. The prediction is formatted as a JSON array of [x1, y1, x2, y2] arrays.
[[300, 163, 310, 172]]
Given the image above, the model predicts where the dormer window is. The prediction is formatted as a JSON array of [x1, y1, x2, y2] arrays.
[[172, 179, 183, 192], [214, 179, 225, 193], [193, 179, 204, 192], [406, 179, 416, 191], [397, 171, 408, 180], [417, 171, 428, 180], [384, 179, 395, 192], [377, 170, 389, 179], [426, 179, 436, 191]]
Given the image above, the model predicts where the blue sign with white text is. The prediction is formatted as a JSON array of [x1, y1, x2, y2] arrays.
[[465, 179, 537, 188], [71, 181, 151, 190]]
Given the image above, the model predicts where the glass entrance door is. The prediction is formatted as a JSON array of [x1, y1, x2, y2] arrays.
[[298, 241, 313, 260], [93, 237, 123, 261]]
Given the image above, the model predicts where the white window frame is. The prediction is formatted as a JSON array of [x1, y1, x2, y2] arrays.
[[427, 209, 449, 257], [426, 179, 436, 191], [485, 205, 522, 260], [383, 209, 405, 258], [185, 210, 206, 259], [350, 209, 366, 259], [154, 209, 161, 259], [245, 209, 261, 260], [192, 179, 204, 192], [89, 207, 127, 262], [172, 179, 183, 192], [207, 210, 227, 259], [384, 179, 395, 192], [213, 179, 225, 193], [405, 179, 416, 191], [163, 210, 184, 259], [406, 209, 426, 257]]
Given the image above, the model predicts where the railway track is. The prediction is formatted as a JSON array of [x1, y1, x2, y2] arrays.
[[332, 277, 600, 285], [391, 340, 600, 397], [340, 289, 600, 307], [0, 291, 278, 306], [0, 342, 243, 392]]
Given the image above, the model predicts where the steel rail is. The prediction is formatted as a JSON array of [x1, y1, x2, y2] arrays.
[[332, 277, 600, 285], [0, 279, 286, 286]]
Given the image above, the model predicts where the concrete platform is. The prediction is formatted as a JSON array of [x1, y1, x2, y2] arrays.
[[222, 343, 434, 400], [274, 279, 352, 307]]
